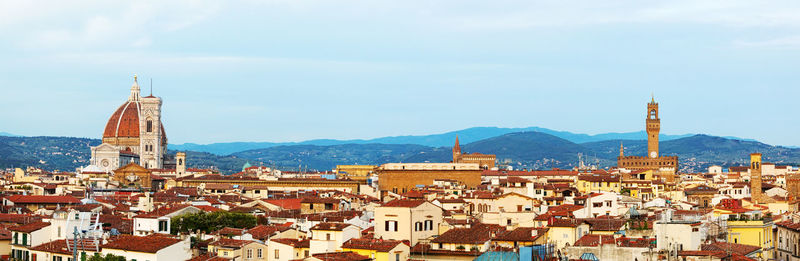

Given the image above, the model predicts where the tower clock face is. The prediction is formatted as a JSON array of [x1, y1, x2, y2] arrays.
[[650, 151, 658, 158]]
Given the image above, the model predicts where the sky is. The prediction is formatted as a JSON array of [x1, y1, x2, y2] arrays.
[[1, 0, 799, 146]]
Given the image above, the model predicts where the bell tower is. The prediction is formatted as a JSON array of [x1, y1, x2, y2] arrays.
[[750, 153, 763, 202], [646, 96, 660, 158], [452, 135, 461, 163]]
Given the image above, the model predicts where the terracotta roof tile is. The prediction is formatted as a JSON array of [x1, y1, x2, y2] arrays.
[[102, 234, 182, 253]]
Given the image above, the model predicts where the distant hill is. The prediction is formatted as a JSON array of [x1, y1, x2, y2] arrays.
[[0, 132, 21, 137], [231, 143, 436, 171], [2, 131, 796, 174], [170, 126, 720, 155], [0, 136, 99, 172]]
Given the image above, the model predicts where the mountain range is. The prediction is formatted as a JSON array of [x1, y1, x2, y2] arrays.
[[1, 128, 797, 174], [169, 126, 755, 156]]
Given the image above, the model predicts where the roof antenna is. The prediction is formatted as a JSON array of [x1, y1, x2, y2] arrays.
[[150, 78, 153, 96]]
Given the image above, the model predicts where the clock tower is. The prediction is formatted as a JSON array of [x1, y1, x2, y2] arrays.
[[646, 95, 660, 158]]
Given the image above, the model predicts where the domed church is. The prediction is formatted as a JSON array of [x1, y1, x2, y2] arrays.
[[89, 75, 168, 172]]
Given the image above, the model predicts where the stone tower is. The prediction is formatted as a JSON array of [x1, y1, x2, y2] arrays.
[[452, 135, 461, 163], [646, 96, 660, 158], [138, 77, 166, 169], [750, 153, 763, 202], [176, 152, 186, 177]]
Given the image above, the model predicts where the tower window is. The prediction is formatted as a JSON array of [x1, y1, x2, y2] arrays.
[[649, 109, 657, 119], [146, 120, 153, 132]]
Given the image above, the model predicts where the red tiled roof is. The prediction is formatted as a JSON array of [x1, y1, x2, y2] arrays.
[[494, 227, 546, 242], [209, 238, 251, 248], [187, 253, 228, 261], [0, 213, 42, 225], [246, 225, 287, 240], [10, 221, 50, 233], [311, 251, 371, 261], [215, 227, 245, 236], [134, 204, 195, 218], [102, 234, 182, 253], [301, 197, 341, 204], [30, 239, 98, 255], [382, 199, 426, 208], [263, 198, 302, 210], [701, 242, 761, 256], [195, 205, 223, 212], [431, 223, 505, 244], [271, 238, 310, 248], [311, 222, 352, 231], [573, 235, 654, 248], [5, 195, 81, 204], [342, 238, 404, 252]]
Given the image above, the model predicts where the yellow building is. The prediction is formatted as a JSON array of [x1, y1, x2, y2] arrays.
[[714, 199, 774, 260], [576, 174, 621, 194], [547, 219, 590, 250], [340, 238, 409, 261], [336, 165, 377, 181]]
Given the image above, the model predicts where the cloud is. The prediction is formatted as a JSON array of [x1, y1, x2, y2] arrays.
[[3, 0, 221, 50], [734, 36, 800, 48]]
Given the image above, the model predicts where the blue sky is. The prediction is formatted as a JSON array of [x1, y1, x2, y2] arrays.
[[1, 1, 799, 145]]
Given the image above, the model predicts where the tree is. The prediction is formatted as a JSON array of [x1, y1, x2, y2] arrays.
[[171, 211, 257, 234], [87, 253, 126, 261]]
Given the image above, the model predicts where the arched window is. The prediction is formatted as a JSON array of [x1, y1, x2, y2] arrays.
[[649, 109, 656, 119], [179, 159, 183, 165], [146, 119, 153, 132]]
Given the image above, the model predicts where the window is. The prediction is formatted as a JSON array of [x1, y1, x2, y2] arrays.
[[158, 220, 168, 232], [74, 213, 80, 220], [386, 221, 398, 231], [396, 253, 400, 261], [326, 233, 331, 240], [424, 220, 433, 231], [22, 233, 27, 246], [257, 249, 262, 258], [13, 232, 17, 244], [247, 249, 253, 259], [304, 250, 309, 257], [146, 120, 153, 132], [275, 250, 280, 259]]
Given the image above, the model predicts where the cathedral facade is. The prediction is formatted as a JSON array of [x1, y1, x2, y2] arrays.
[[89, 75, 168, 172], [617, 97, 679, 172]]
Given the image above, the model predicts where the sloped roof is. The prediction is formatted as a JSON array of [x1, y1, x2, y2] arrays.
[[101, 234, 182, 253]]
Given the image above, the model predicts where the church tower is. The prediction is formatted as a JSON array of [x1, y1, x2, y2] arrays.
[[750, 153, 763, 202], [138, 77, 166, 169], [646, 96, 660, 158], [176, 152, 186, 177], [452, 136, 461, 163]]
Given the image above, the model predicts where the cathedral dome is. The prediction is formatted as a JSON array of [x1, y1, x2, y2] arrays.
[[103, 101, 141, 138]]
